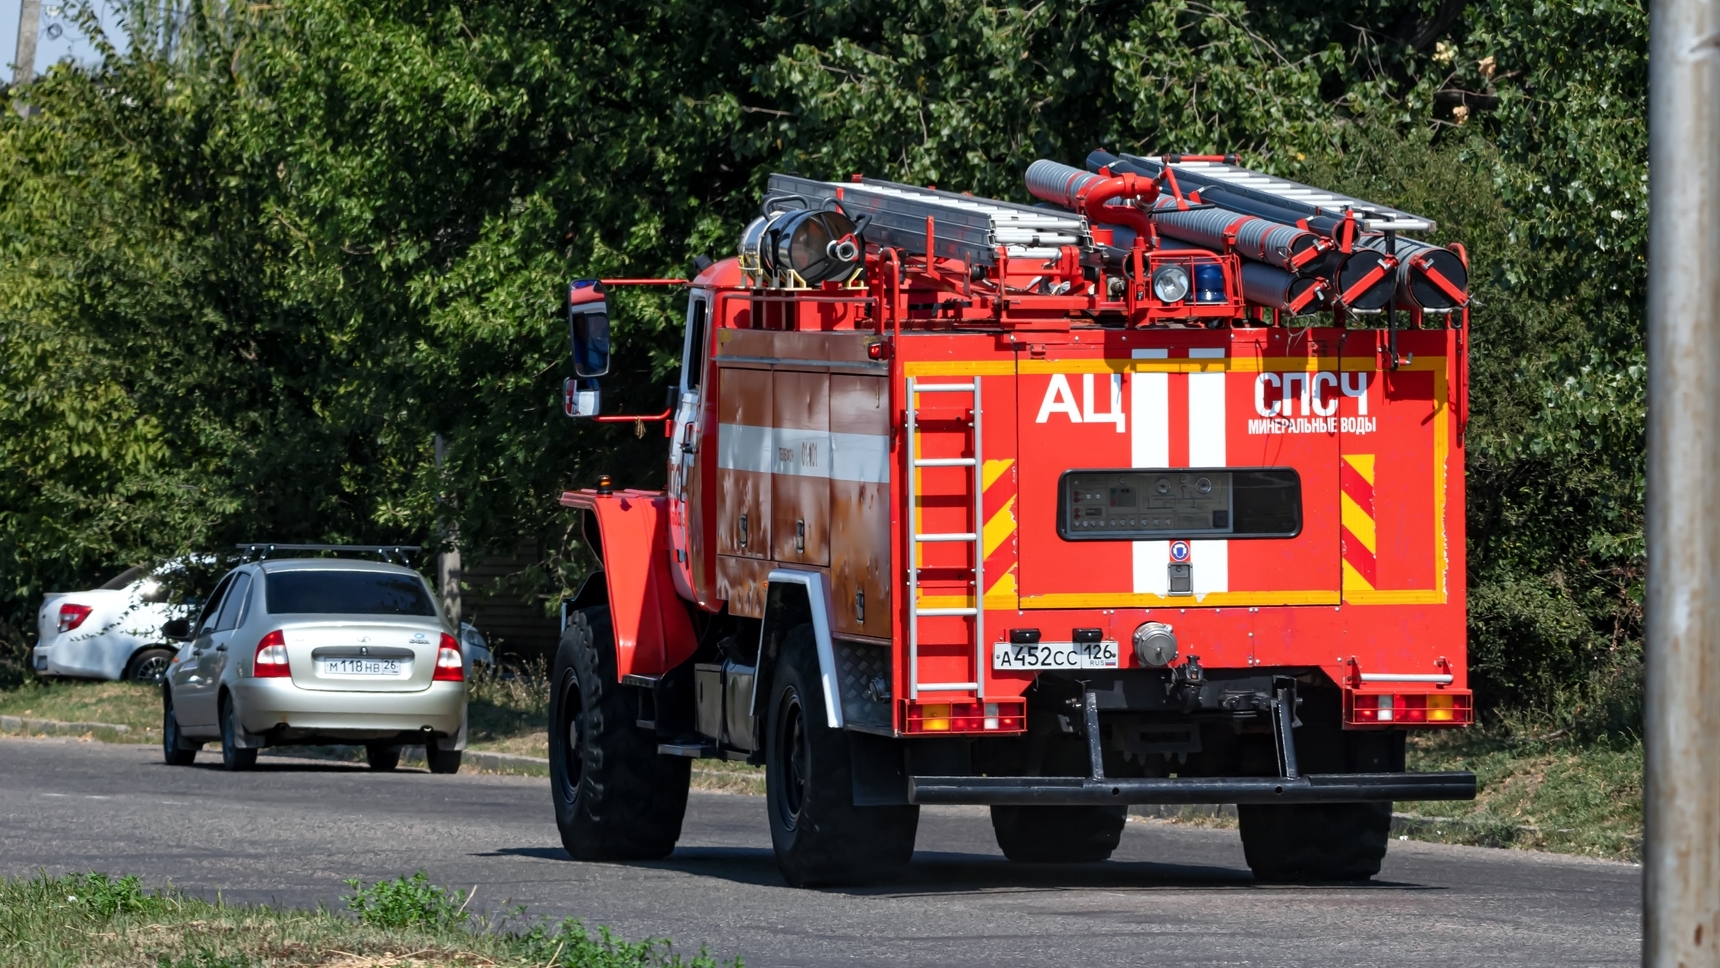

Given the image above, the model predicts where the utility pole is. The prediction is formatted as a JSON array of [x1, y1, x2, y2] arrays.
[[11, 0, 41, 115], [434, 435, 463, 630], [1645, 0, 1720, 963]]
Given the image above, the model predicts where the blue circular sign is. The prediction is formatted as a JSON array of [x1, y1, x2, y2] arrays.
[[1170, 540, 1191, 562]]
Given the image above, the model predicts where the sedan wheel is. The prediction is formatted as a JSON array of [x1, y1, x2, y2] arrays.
[[161, 692, 196, 767], [127, 648, 175, 685]]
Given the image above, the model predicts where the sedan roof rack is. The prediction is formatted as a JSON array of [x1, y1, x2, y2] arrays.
[[236, 543, 423, 564]]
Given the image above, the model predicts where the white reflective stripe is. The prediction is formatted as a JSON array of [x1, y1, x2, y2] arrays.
[[1187, 351, 1229, 596], [717, 423, 773, 474], [1359, 673, 1455, 684], [771, 427, 830, 478], [831, 431, 891, 484], [1131, 349, 1169, 595], [717, 424, 890, 483]]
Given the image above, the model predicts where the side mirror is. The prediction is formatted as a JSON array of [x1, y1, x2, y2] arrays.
[[564, 377, 602, 418], [567, 279, 611, 378], [162, 618, 192, 642]]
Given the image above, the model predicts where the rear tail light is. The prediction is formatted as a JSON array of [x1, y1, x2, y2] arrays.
[[433, 633, 463, 682], [253, 630, 290, 677], [56, 604, 93, 633], [1347, 690, 1472, 726], [904, 700, 1025, 734]]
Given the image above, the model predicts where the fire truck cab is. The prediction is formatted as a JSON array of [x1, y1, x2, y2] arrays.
[[550, 152, 1477, 886]]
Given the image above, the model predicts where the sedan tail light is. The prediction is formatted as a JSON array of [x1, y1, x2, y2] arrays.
[[433, 633, 463, 682], [253, 630, 290, 678], [57, 603, 93, 633]]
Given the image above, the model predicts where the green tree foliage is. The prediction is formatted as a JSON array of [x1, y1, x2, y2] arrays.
[[0, 0, 1646, 724]]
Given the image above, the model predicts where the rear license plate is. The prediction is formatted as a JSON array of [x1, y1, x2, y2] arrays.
[[991, 641, 1119, 671], [316, 658, 408, 678]]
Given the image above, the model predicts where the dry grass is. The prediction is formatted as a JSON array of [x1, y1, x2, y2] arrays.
[[1400, 727, 1643, 860], [0, 679, 161, 735]]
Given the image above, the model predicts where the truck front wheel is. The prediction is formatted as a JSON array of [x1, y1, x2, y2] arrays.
[[766, 625, 918, 886], [549, 606, 690, 861], [1237, 802, 1391, 882], [991, 805, 1127, 863]]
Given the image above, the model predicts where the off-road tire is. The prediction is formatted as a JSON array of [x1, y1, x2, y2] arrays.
[[990, 805, 1127, 863], [426, 747, 462, 774], [766, 625, 919, 887], [1237, 802, 1391, 882], [366, 744, 401, 771], [218, 693, 258, 772], [126, 648, 175, 684], [549, 606, 690, 861], [161, 689, 196, 766]]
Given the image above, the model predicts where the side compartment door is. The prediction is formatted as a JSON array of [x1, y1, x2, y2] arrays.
[[830, 375, 890, 638], [771, 369, 831, 566]]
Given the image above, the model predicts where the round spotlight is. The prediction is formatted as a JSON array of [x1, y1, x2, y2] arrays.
[[1152, 265, 1190, 303], [1133, 622, 1178, 668]]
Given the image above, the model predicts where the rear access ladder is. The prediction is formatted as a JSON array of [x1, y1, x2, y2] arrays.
[[905, 376, 984, 701]]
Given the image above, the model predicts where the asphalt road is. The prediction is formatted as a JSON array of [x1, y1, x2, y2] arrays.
[[0, 736, 1639, 967]]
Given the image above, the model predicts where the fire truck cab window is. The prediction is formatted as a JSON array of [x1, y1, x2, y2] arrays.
[[683, 297, 708, 392], [1058, 468, 1301, 540]]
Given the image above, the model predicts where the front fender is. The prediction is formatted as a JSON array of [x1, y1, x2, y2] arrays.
[[560, 488, 697, 678]]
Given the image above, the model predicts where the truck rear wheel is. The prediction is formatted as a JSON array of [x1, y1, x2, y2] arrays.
[[549, 606, 690, 861], [1237, 802, 1391, 882], [766, 625, 918, 887], [990, 805, 1127, 863]]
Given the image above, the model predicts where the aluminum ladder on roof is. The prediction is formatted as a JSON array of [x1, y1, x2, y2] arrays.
[[904, 376, 985, 701]]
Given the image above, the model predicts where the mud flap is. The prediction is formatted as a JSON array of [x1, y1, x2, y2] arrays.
[[849, 731, 911, 806]]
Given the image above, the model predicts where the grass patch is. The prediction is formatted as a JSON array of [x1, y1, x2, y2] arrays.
[[1402, 727, 1642, 860], [0, 870, 735, 967], [0, 679, 162, 736], [465, 665, 551, 759]]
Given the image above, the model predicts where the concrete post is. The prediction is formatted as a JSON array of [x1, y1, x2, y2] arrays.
[[1645, 0, 1720, 962]]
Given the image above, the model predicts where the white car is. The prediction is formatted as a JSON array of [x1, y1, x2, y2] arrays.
[[33, 565, 197, 683]]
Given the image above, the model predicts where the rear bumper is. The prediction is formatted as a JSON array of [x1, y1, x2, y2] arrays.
[[907, 771, 1477, 806], [231, 678, 465, 738]]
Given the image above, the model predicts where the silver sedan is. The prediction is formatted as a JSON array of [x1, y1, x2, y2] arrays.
[[161, 558, 467, 773]]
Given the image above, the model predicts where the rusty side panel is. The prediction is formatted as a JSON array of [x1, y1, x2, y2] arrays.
[[771, 369, 831, 566], [716, 554, 772, 619], [717, 366, 771, 559], [830, 374, 892, 639], [719, 327, 876, 365]]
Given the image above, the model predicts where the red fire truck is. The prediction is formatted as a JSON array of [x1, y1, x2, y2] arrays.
[[550, 151, 1477, 886]]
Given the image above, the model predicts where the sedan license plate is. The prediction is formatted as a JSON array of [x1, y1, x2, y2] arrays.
[[992, 641, 1119, 671], [316, 658, 407, 678]]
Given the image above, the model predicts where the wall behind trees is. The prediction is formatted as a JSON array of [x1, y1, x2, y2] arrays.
[[0, 0, 1646, 729]]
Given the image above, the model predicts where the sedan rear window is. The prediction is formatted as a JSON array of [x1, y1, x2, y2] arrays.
[[264, 571, 436, 616]]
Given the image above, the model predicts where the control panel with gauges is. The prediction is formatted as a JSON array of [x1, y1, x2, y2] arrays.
[[1058, 468, 1302, 540]]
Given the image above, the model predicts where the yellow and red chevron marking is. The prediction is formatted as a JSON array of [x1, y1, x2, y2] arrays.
[[915, 458, 1019, 612], [981, 458, 1018, 608], [1340, 454, 1377, 592]]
